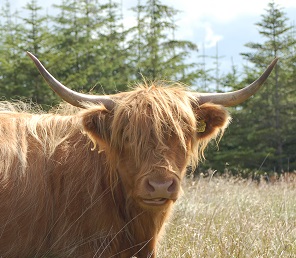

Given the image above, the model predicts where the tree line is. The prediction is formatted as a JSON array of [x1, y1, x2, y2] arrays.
[[0, 0, 295, 174]]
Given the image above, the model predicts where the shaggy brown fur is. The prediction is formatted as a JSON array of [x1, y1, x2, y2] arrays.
[[0, 84, 229, 258]]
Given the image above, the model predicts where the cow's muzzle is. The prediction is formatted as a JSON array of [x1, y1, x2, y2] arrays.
[[140, 177, 180, 206]]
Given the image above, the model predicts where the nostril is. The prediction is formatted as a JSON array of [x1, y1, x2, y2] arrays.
[[167, 180, 176, 192], [146, 180, 156, 192]]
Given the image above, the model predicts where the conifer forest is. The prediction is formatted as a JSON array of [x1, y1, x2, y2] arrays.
[[0, 0, 295, 174]]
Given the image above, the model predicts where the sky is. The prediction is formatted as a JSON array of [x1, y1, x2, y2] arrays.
[[8, 0, 296, 76]]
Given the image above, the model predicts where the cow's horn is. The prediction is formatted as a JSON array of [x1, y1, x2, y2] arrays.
[[27, 52, 115, 109], [194, 58, 278, 107]]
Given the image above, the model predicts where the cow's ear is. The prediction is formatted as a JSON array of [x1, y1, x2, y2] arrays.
[[194, 103, 230, 139], [80, 106, 113, 148]]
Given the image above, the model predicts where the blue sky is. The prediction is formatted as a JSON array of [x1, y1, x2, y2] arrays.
[[9, 0, 296, 76]]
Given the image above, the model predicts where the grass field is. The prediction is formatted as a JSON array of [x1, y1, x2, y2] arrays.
[[157, 176, 296, 258]]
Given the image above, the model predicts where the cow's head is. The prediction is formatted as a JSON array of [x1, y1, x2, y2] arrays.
[[27, 52, 277, 209], [80, 86, 230, 209]]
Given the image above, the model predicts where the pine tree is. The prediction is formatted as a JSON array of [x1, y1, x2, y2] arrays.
[[0, 1, 26, 99], [94, 0, 130, 93], [50, 0, 100, 92], [0, 0, 57, 106], [200, 2, 296, 174], [195, 43, 215, 92], [20, 0, 56, 105], [129, 0, 200, 84], [51, 0, 129, 94], [240, 1, 296, 172], [209, 2, 296, 173]]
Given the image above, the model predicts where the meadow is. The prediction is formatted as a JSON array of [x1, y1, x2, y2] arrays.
[[158, 175, 296, 258]]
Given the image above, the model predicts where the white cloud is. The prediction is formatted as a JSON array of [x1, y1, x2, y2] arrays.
[[199, 23, 223, 49]]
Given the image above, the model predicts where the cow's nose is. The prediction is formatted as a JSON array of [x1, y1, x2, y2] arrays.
[[147, 179, 177, 198]]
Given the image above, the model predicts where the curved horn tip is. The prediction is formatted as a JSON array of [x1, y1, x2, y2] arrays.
[[269, 57, 279, 68], [26, 51, 35, 59], [193, 57, 279, 107], [26, 51, 40, 65]]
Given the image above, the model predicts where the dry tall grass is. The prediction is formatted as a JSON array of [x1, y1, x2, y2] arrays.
[[158, 176, 296, 258]]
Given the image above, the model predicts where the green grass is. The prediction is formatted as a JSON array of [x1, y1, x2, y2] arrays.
[[158, 176, 296, 258]]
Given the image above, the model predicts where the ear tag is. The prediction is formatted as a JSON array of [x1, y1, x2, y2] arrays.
[[197, 120, 206, 133]]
